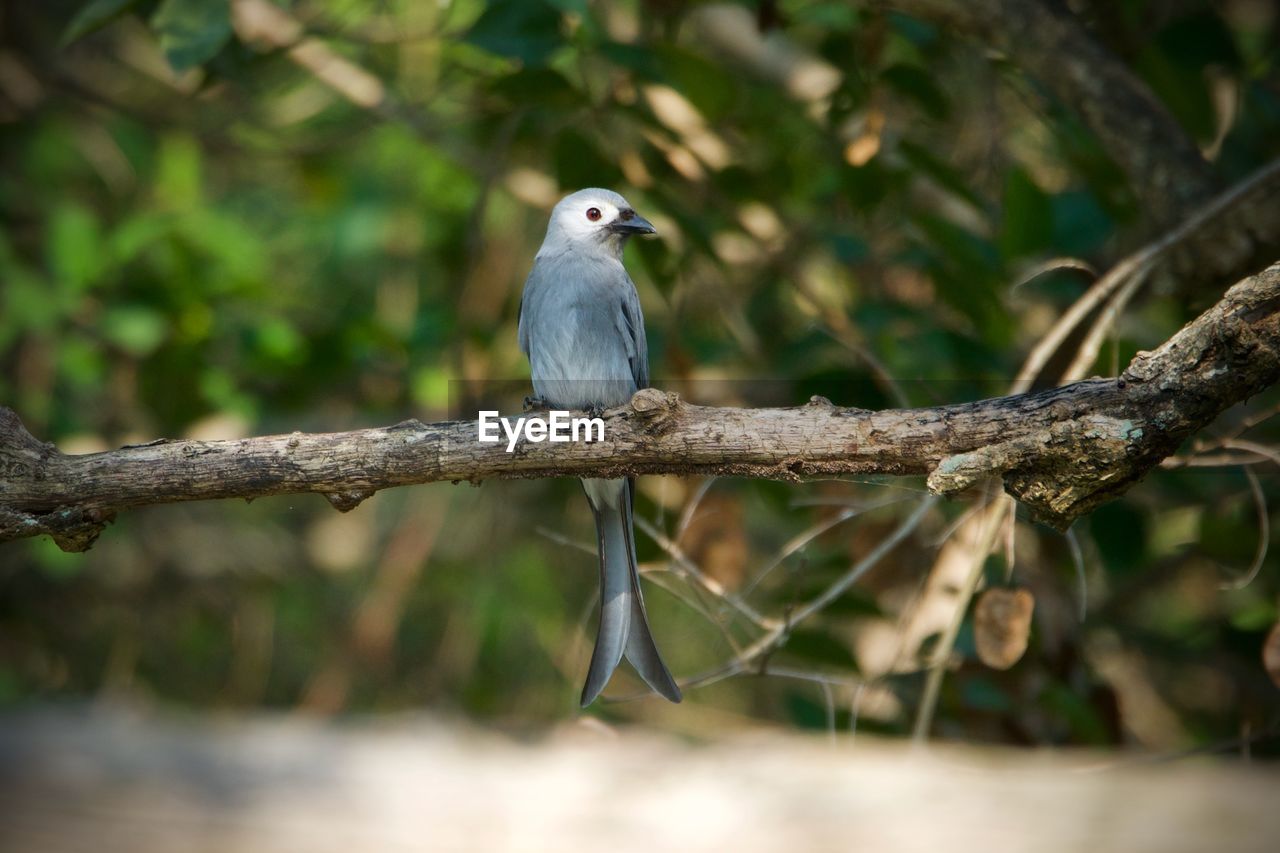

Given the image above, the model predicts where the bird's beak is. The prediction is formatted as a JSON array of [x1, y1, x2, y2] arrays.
[[609, 211, 656, 236]]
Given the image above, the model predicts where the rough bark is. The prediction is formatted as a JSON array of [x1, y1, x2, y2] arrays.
[[2, 263, 1277, 551]]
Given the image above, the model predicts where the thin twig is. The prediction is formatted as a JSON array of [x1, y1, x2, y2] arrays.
[[680, 498, 934, 693], [815, 325, 912, 409], [534, 526, 595, 556], [674, 478, 717, 543], [633, 515, 776, 629], [633, 570, 745, 657], [789, 497, 936, 627], [739, 506, 859, 598], [821, 681, 837, 745], [1162, 452, 1272, 468], [1219, 466, 1269, 591], [1065, 527, 1088, 622]]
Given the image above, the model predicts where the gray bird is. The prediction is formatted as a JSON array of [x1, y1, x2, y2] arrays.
[[518, 188, 682, 707]]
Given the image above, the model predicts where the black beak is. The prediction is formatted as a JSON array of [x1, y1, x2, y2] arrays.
[[608, 209, 656, 236]]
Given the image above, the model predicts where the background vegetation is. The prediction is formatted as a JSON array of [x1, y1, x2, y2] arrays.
[[2, 0, 1278, 747]]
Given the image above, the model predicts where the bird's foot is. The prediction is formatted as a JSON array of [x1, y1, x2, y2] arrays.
[[523, 395, 548, 412], [586, 403, 607, 420]]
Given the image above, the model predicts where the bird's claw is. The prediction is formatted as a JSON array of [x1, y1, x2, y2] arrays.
[[587, 403, 607, 420], [523, 395, 548, 412]]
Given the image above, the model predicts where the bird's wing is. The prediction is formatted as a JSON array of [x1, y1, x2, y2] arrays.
[[516, 290, 530, 358], [518, 255, 555, 361], [617, 271, 649, 390]]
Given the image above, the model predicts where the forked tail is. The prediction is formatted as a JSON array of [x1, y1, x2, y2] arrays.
[[580, 478, 682, 707]]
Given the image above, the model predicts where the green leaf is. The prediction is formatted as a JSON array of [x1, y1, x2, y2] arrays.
[[255, 318, 306, 364], [155, 134, 203, 208], [102, 305, 168, 356], [58, 337, 106, 388], [47, 202, 104, 293], [61, 0, 143, 47], [150, 0, 232, 73], [1228, 597, 1277, 632], [3, 278, 63, 336], [465, 0, 563, 67], [411, 366, 450, 409], [200, 367, 257, 418], [110, 212, 176, 264], [178, 208, 266, 283]]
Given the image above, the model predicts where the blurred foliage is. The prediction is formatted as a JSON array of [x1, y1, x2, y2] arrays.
[[1, 0, 1278, 746]]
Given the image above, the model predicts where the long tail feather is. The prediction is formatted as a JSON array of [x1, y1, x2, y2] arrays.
[[579, 479, 681, 706], [620, 493, 682, 702]]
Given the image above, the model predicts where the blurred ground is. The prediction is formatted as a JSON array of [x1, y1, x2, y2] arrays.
[[1, 706, 1277, 853]]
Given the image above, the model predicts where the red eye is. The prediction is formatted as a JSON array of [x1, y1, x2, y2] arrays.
[[586, 207, 602, 221]]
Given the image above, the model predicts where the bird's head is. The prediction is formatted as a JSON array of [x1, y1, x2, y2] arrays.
[[541, 188, 656, 257]]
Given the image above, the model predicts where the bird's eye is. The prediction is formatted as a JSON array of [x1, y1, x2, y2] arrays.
[[586, 207, 602, 221]]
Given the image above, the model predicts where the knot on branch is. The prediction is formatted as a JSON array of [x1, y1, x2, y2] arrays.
[[628, 388, 682, 434], [929, 414, 1146, 530], [0, 406, 57, 460], [0, 506, 113, 553], [324, 489, 375, 513]]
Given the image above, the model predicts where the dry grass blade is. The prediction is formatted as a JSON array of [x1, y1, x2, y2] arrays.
[[1012, 160, 1280, 394], [1065, 527, 1089, 622], [1222, 439, 1280, 469], [1061, 262, 1153, 382], [1009, 256, 1098, 292], [912, 495, 1010, 742]]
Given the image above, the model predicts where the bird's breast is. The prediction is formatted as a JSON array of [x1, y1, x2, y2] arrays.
[[528, 304, 636, 409]]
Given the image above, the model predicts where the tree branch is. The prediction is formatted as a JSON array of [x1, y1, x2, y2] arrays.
[[2, 263, 1277, 552]]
